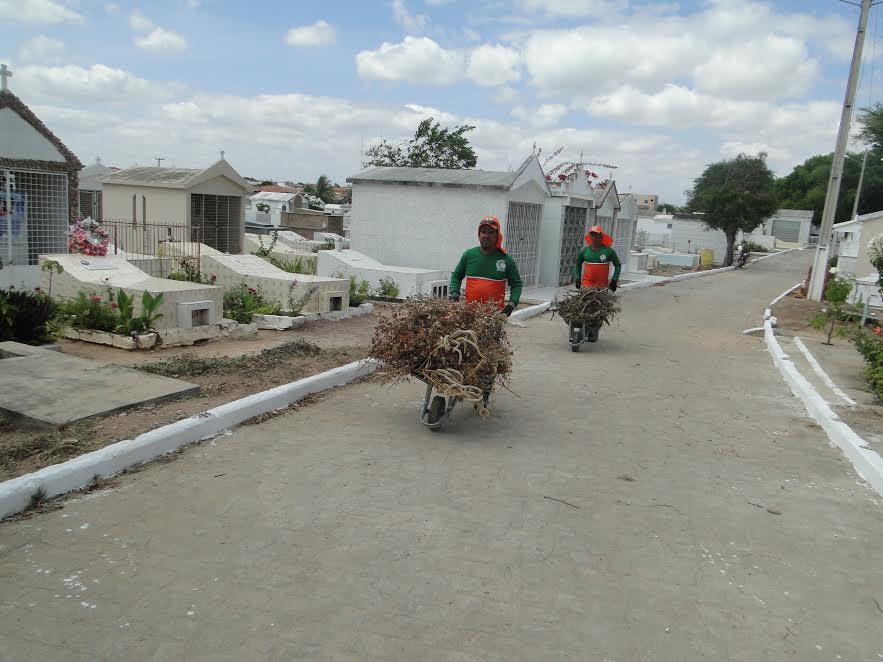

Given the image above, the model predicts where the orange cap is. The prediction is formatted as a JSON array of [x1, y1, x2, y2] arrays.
[[478, 216, 505, 254], [586, 225, 614, 248]]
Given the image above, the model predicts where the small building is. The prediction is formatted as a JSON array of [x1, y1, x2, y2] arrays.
[[1, 80, 83, 289], [77, 157, 114, 222], [633, 193, 658, 214], [99, 158, 249, 254], [833, 210, 883, 278], [536, 171, 637, 286], [245, 191, 306, 227], [347, 155, 551, 285], [763, 209, 812, 246]]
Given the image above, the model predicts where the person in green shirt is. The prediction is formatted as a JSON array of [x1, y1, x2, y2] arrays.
[[449, 216, 522, 316], [573, 225, 622, 342], [574, 225, 621, 291]]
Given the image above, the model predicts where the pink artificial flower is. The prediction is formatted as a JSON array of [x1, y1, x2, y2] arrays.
[[875, 326, 882, 336], [111, 303, 119, 310], [90, 295, 102, 304]]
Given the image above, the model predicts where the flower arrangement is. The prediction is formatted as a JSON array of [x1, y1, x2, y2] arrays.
[[869, 233, 883, 291], [544, 162, 602, 187], [67, 216, 110, 256]]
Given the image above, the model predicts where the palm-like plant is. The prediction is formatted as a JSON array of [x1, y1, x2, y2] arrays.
[[314, 175, 336, 204]]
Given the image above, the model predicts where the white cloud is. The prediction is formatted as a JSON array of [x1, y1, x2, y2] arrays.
[[285, 20, 336, 48], [511, 104, 568, 127], [357, 37, 464, 85], [13, 63, 182, 103], [17, 35, 65, 64], [0, 0, 83, 24], [467, 44, 521, 86], [129, 10, 153, 32], [105, 3, 119, 13], [425, 0, 452, 5], [392, 0, 427, 33], [517, 0, 628, 17], [134, 27, 188, 54]]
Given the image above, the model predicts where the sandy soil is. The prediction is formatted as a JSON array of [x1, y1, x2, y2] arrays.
[[0, 311, 385, 482]]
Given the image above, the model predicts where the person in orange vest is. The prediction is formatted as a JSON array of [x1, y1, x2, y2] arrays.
[[573, 225, 621, 342], [449, 216, 523, 316]]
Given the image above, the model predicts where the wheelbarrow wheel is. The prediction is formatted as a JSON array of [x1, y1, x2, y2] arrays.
[[571, 343, 580, 352], [426, 395, 447, 430]]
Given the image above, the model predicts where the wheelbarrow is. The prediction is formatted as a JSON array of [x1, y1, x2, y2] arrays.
[[415, 373, 491, 431], [568, 320, 602, 352]]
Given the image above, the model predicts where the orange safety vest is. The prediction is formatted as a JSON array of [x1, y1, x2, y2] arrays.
[[581, 262, 612, 288], [464, 276, 507, 307]]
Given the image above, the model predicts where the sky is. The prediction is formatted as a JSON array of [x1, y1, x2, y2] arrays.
[[0, 0, 881, 203]]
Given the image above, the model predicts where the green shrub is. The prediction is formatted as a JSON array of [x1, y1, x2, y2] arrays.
[[348, 276, 370, 307], [252, 232, 278, 258], [853, 329, 883, 398], [376, 277, 400, 299], [223, 283, 274, 323], [742, 240, 769, 253], [811, 278, 855, 344], [0, 288, 57, 345], [267, 255, 314, 275], [115, 290, 165, 335], [313, 239, 336, 253], [54, 291, 118, 333]]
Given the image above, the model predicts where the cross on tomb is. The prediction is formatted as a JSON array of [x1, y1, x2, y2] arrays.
[[0, 64, 12, 92]]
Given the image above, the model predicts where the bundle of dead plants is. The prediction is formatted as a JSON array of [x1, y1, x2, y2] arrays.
[[371, 297, 513, 399], [551, 287, 621, 326]]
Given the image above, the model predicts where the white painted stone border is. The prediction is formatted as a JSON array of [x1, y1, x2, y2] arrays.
[[510, 301, 551, 321], [793, 336, 858, 407], [0, 358, 382, 519], [762, 289, 883, 498]]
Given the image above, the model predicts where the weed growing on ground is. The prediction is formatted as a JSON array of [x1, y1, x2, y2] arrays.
[[136, 338, 323, 378]]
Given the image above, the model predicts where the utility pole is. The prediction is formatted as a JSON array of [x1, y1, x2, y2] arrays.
[[851, 150, 869, 219], [155, 156, 165, 168], [808, 0, 874, 300]]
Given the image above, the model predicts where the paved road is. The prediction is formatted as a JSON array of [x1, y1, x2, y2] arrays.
[[2, 251, 881, 661]]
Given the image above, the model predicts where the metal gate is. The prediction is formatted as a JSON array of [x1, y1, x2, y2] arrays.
[[505, 201, 542, 286], [1, 169, 69, 268], [558, 205, 587, 285], [771, 219, 801, 243]]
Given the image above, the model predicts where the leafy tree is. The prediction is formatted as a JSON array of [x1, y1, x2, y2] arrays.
[[857, 102, 883, 149], [259, 180, 274, 186], [364, 117, 478, 169], [313, 175, 336, 204], [686, 153, 778, 266], [656, 203, 679, 214]]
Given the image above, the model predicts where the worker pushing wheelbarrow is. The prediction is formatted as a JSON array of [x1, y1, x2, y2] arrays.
[[552, 226, 623, 351], [370, 216, 520, 430]]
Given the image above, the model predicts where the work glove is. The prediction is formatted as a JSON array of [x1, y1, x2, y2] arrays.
[[502, 303, 514, 317], [575, 282, 582, 290], [449, 293, 460, 302], [609, 280, 618, 292]]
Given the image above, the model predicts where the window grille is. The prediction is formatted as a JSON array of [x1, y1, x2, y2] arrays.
[[0, 169, 69, 267]]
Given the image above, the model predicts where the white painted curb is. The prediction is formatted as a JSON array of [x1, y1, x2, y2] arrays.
[[0, 358, 382, 519], [793, 337, 857, 407], [763, 320, 883, 497]]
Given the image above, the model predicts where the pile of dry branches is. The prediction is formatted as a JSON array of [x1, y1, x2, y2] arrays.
[[371, 297, 513, 405], [551, 287, 621, 326]]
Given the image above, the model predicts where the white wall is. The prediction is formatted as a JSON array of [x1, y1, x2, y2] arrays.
[[0, 109, 65, 162], [669, 219, 729, 261], [350, 182, 508, 272], [102, 184, 188, 224], [538, 197, 564, 287], [317, 249, 446, 297]]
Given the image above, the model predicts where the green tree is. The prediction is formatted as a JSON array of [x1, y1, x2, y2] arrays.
[[656, 203, 679, 214], [857, 102, 883, 149], [364, 117, 478, 169], [686, 153, 778, 266], [313, 175, 336, 204]]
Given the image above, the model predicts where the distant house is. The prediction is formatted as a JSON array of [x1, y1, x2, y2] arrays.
[[632, 193, 658, 214], [0, 84, 83, 288], [246, 190, 306, 227], [833, 210, 883, 278], [347, 155, 551, 285], [99, 158, 250, 254], [763, 209, 812, 246], [78, 157, 114, 222]]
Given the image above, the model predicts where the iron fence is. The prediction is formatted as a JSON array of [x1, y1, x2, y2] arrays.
[[102, 219, 202, 280]]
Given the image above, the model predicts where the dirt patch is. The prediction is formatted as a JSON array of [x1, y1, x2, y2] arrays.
[[834, 404, 883, 449], [0, 314, 381, 482], [772, 295, 825, 336]]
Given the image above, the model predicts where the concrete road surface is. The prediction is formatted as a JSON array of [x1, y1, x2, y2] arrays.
[[2, 250, 881, 661]]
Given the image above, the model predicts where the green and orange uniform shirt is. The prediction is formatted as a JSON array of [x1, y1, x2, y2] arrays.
[[450, 248, 523, 309], [574, 239, 622, 287]]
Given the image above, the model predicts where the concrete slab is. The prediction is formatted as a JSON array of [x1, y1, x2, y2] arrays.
[[0, 342, 199, 428]]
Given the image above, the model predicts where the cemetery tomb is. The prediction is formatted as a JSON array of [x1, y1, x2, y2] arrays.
[[40, 254, 222, 330], [317, 249, 447, 298], [202, 253, 349, 313]]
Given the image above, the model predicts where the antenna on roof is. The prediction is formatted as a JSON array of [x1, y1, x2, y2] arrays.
[[155, 156, 165, 168]]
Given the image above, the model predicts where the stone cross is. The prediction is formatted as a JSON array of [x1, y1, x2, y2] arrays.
[[220, 150, 225, 159], [0, 64, 12, 92]]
